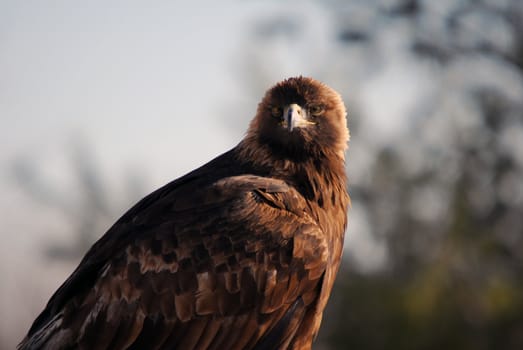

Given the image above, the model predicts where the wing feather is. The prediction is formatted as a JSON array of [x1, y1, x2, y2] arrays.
[[126, 314, 170, 350], [104, 303, 145, 350], [192, 318, 222, 350], [205, 316, 237, 350], [20, 175, 329, 350], [174, 317, 209, 350]]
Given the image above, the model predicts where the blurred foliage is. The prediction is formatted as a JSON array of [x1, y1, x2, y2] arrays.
[[237, 0, 523, 348], [319, 0, 523, 349], [11, 140, 145, 260]]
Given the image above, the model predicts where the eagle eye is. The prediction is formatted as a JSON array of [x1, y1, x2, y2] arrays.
[[271, 106, 283, 119], [309, 105, 325, 117]]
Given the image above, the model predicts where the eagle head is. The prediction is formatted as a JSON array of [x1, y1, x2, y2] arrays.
[[248, 76, 348, 161]]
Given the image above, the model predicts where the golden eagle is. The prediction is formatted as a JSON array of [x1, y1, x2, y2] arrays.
[[19, 76, 350, 350]]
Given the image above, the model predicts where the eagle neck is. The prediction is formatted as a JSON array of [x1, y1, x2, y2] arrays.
[[235, 138, 348, 210]]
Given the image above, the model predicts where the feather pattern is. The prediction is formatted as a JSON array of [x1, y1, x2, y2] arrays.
[[19, 77, 349, 350]]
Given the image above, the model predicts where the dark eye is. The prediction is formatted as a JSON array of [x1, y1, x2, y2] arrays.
[[309, 105, 324, 116], [271, 106, 283, 118]]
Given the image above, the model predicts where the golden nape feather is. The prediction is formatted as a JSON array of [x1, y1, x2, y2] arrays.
[[19, 76, 349, 350]]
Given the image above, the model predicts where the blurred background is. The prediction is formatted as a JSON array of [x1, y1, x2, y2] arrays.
[[2, 0, 523, 349]]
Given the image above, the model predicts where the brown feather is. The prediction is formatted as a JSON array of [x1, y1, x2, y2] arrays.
[[176, 318, 209, 350], [206, 316, 237, 350], [191, 318, 222, 350], [18, 76, 349, 350]]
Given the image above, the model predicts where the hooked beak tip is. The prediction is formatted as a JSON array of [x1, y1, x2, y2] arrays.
[[285, 103, 302, 133], [286, 109, 294, 132]]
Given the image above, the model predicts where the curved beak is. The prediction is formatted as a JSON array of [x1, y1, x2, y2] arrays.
[[284, 103, 314, 132]]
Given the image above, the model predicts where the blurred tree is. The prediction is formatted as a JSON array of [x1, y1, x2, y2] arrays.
[[239, 0, 523, 349], [11, 139, 145, 261]]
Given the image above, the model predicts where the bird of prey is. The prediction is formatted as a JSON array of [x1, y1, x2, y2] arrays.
[[19, 76, 350, 350]]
